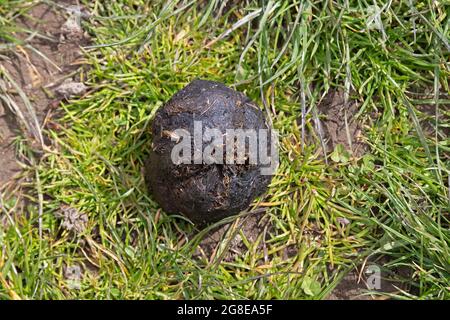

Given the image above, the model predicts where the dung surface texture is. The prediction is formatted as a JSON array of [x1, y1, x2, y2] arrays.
[[145, 80, 273, 225]]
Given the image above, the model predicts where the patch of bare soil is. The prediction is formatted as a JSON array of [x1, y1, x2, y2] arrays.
[[411, 91, 450, 140], [195, 210, 282, 263], [0, 0, 89, 188], [327, 257, 413, 300], [317, 90, 367, 158]]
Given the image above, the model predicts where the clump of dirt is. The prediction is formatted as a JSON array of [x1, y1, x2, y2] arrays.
[[317, 90, 367, 158], [145, 80, 273, 225], [0, 1, 90, 187]]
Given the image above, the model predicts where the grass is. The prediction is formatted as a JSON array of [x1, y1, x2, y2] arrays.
[[0, 0, 449, 299]]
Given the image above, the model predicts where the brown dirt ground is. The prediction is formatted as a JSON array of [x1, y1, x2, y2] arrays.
[[0, 0, 89, 189], [412, 93, 450, 140], [327, 256, 414, 300], [195, 210, 276, 263], [316, 90, 367, 158]]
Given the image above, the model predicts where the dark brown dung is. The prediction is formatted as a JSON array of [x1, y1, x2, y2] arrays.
[[145, 80, 273, 225]]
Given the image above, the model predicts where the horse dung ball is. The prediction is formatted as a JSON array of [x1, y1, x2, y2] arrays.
[[145, 79, 275, 225]]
